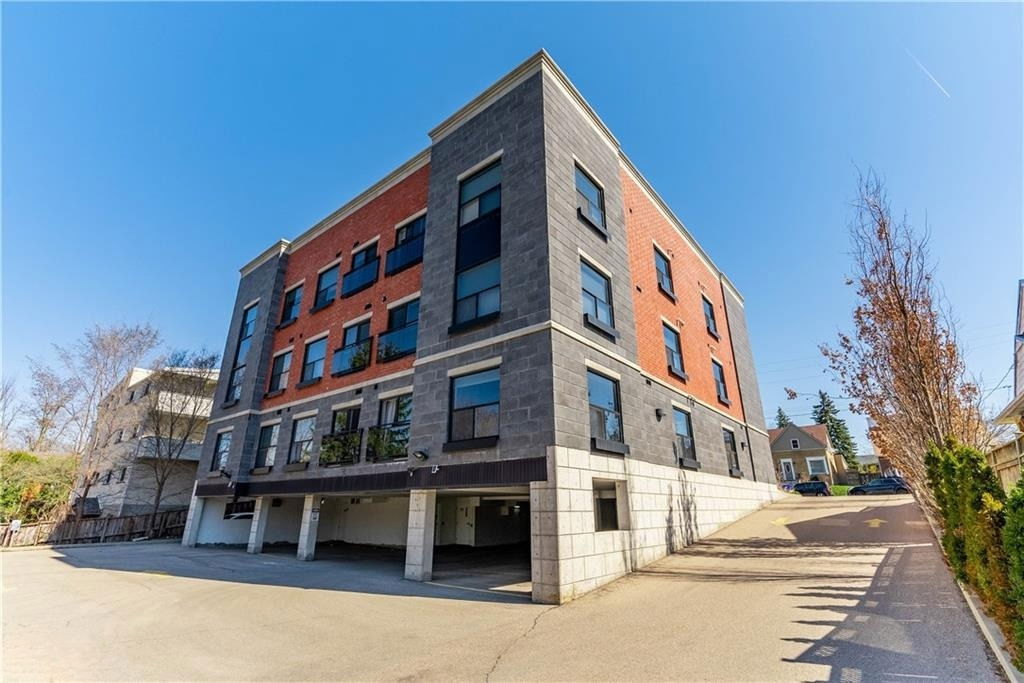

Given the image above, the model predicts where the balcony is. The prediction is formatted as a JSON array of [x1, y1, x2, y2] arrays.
[[366, 423, 409, 462], [319, 429, 362, 466], [377, 323, 418, 362], [384, 235, 424, 276], [331, 339, 372, 376], [341, 259, 380, 298]]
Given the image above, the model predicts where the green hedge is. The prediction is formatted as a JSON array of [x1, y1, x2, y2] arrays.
[[925, 440, 1022, 665]]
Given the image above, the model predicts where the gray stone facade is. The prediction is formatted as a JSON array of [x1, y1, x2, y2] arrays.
[[189, 51, 777, 604]]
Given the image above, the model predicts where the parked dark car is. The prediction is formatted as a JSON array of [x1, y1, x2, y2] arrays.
[[793, 481, 831, 497], [849, 477, 911, 495]]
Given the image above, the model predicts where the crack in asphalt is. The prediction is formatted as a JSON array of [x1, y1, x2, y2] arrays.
[[484, 605, 556, 682]]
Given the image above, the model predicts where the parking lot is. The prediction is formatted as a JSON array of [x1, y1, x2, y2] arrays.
[[2, 496, 1002, 681]]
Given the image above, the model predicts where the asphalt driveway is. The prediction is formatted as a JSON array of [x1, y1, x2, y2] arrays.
[[2, 496, 1003, 681]]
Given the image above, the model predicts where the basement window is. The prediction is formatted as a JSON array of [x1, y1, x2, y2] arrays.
[[593, 478, 625, 532]]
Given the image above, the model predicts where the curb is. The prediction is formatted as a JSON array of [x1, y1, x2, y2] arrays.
[[957, 580, 1024, 682], [0, 538, 180, 553]]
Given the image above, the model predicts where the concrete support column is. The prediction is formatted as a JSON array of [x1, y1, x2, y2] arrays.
[[247, 497, 269, 554], [181, 492, 205, 548], [297, 495, 320, 561], [404, 489, 436, 581]]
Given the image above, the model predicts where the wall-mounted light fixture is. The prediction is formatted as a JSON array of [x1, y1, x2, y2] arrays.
[[413, 449, 429, 461], [655, 408, 665, 422]]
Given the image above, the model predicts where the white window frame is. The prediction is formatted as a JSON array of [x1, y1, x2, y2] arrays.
[[790, 438, 800, 449], [806, 456, 829, 477]]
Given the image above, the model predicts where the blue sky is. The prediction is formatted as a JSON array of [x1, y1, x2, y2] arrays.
[[3, 3, 1021, 451]]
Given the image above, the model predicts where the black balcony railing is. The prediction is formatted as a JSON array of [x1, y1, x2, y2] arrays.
[[331, 339, 372, 376], [377, 323, 418, 362], [385, 235, 424, 276], [319, 429, 362, 466], [589, 405, 623, 443], [341, 259, 380, 297], [366, 423, 410, 461]]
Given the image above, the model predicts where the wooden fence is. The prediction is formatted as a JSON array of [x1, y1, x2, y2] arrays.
[[0, 508, 189, 548]]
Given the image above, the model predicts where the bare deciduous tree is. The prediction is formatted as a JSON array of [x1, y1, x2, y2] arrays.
[[822, 173, 989, 514], [19, 361, 78, 452], [0, 377, 23, 451], [126, 349, 218, 531]]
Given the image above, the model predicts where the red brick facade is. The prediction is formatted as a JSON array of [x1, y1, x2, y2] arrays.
[[262, 164, 429, 409], [621, 168, 746, 422]]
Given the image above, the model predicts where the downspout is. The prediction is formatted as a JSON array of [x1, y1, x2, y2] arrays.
[[718, 276, 757, 483]]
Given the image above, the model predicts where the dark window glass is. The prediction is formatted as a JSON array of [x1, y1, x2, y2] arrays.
[[351, 243, 378, 268], [396, 215, 425, 245], [593, 479, 619, 531], [118, 467, 127, 482], [379, 300, 419, 361], [255, 424, 279, 468], [342, 245, 380, 296], [269, 351, 291, 392], [332, 321, 372, 375], [332, 407, 360, 433], [712, 360, 729, 402], [449, 368, 500, 442], [575, 166, 605, 229], [289, 416, 317, 463], [379, 394, 412, 425], [368, 395, 412, 461], [655, 249, 674, 295], [673, 408, 696, 463], [663, 325, 684, 375], [703, 297, 719, 336], [226, 365, 245, 402], [322, 407, 362, 466], [459, 162, 502, 226], [281, 286, 303, 323], [454, 162, 502, 325], [315, 266, 339, 308], [228, 304, 258, 402], [587, 371, 623, 443], [455, 258, 501, 324], [301, 338, 327, 382], [723, 429, 740, 470], [211, 431, 232, 472], [580, 261, 614, 327]]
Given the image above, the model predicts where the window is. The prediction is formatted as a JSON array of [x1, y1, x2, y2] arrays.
[[703, 297, 719, 337], [575, 166, 606, 234], [723, 428, 740, 475], [141, 383, 150, 397], [368, 395, 412, 461], [379, 299, 419, 362], [288, 416, 317, 464], [314, 265, 339, 309], [118, 467, 127, 483], [227, 304, 258, 403], [386, 215, 426, 275], [654, 248, 674, 297], [342, 243, 380, 297], [807, 457, 829, 477], [268, 351, 291, 393], [449, 368, 500, 444], [663, 324, 686, 379], [332, 320, 372, 375], [114, 429, 123, 443], [301, 338, 327, 384], [580, 261, 615, 336], [673, 408, 697, 468], [254, 423, 279, 469], [454, 161, 502, 327], [321, 407, 361, 466], [127, 390, 136, 403], [132, 424, 140, 439], [104, 470, 113, 485], [587, 370, 625, 451], [790, 438, 800, 449], [211, 431, 232, 472], [592, 479, 620, 531], [712, 360, 730, 404], [281, 285, 303, 324]]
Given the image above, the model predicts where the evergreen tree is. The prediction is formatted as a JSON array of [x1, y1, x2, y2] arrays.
[[775, 407, 793, 429], [812, 390, 858, 469]]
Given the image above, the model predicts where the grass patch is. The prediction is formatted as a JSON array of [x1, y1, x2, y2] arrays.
[[831, 485, 852, 496]]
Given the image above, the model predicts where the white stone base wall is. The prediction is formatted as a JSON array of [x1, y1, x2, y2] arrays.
[[532, 447, 784, 603]]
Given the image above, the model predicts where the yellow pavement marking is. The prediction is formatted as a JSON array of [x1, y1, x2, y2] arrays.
[[769, 517, 789, 526], [864, 518, 887, 528]]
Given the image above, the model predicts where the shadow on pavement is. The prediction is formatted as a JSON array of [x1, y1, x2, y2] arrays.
[[48, 540, 533, 605]]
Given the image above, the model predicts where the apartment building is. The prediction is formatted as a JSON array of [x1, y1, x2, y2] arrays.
[[182, 50, 781, 604], [72, 367, 218, 517]]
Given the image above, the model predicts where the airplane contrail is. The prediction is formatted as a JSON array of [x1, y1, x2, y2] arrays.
[[906, 48, 951, 98]]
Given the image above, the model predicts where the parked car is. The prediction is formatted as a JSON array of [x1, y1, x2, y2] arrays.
[[793, 481, 831, 497], [849, 477, 911, 495]]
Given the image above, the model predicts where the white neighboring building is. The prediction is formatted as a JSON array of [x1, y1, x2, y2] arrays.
[[71, 367, 218, 517]]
